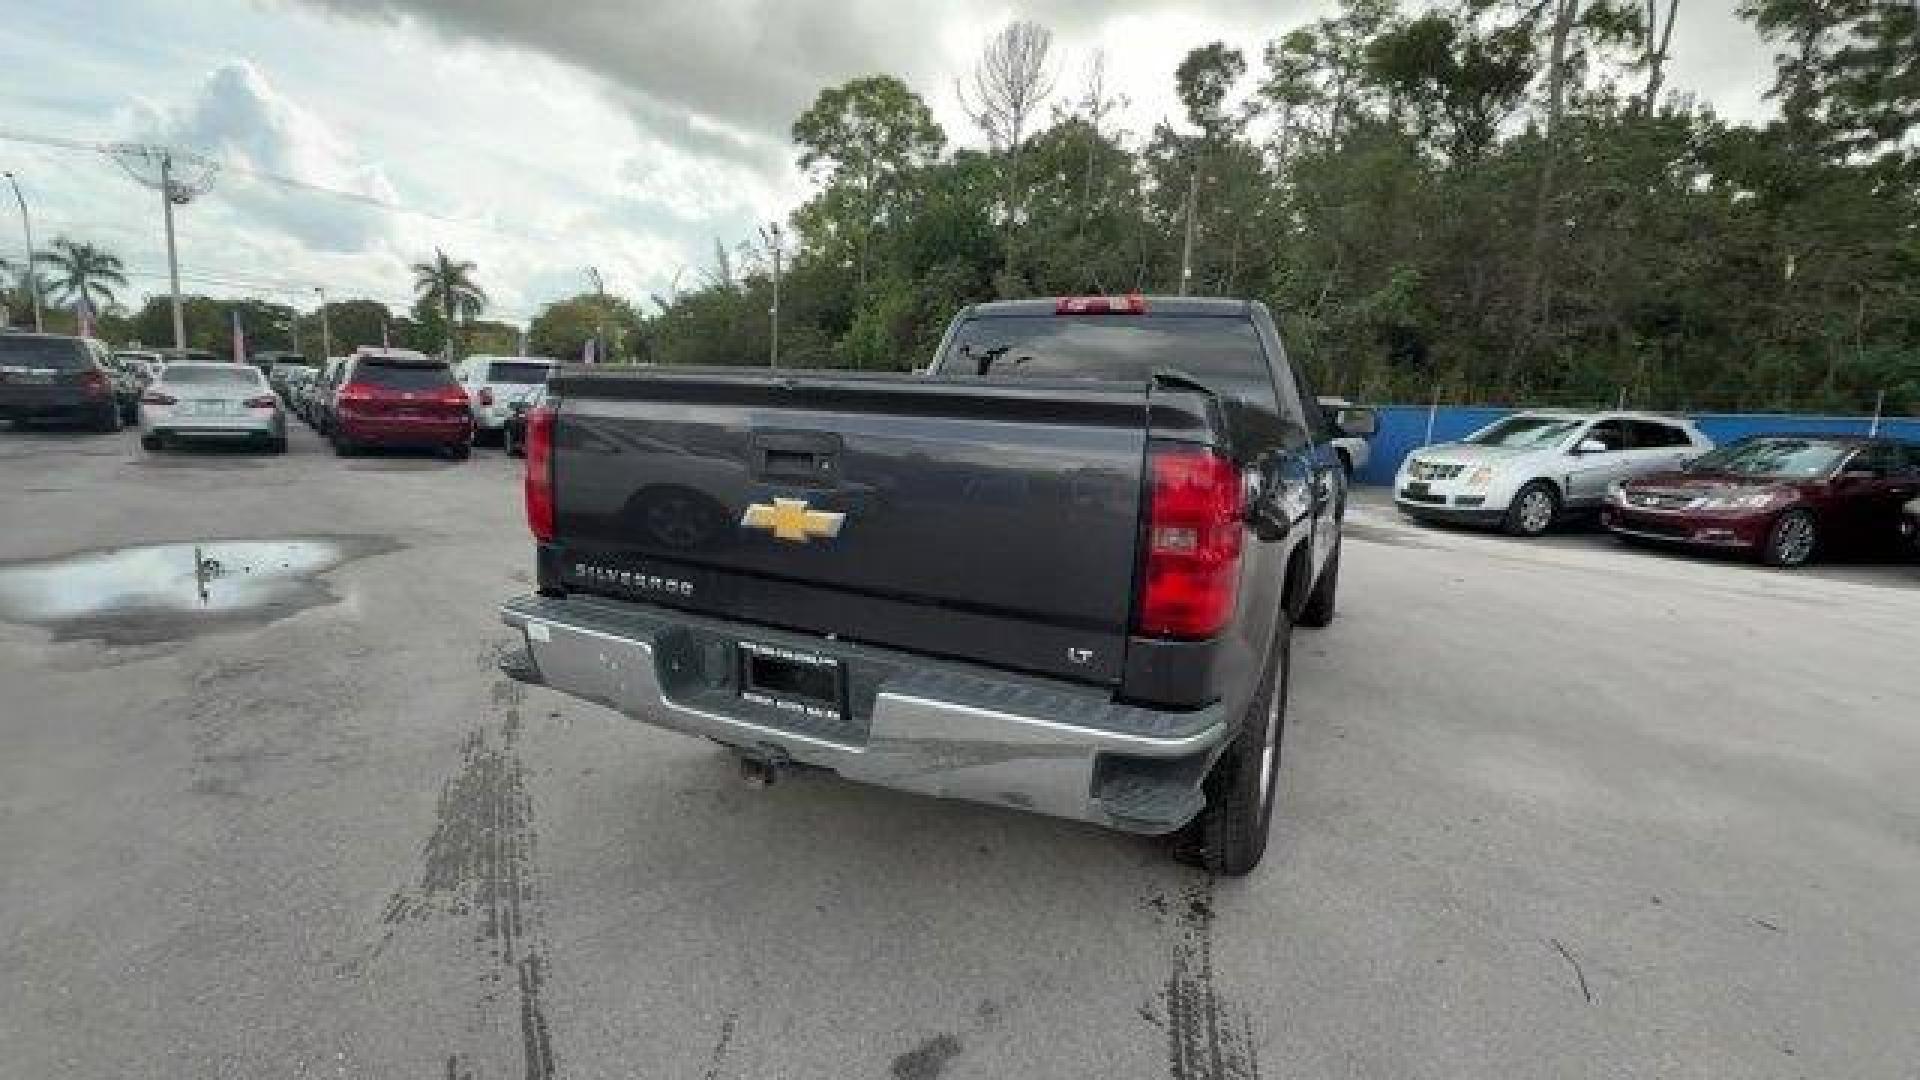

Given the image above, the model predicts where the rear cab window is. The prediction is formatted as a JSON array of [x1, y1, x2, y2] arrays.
[[934, 310, 1320, 447], [354, 359, 456, 390], [486, 361, 553, 385], [163, 365, 264, 387], [0, 337, 92, 370]]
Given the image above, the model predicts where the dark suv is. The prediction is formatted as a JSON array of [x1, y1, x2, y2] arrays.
[[326, 349, 473, 459], [0, 334, 123, 431]]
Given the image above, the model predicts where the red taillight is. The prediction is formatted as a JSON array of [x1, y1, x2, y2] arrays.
[[1137, 446, 1244, 639], [334, 381, 377, 409], [479, 387, 493, 407], [437, 387, 471, 409], [244, 395, 278, 409], [141, 391, 177, 405], [524, 406, 555, 542], [1055, 293, 1148, 315], [80, 370, 109, 397]]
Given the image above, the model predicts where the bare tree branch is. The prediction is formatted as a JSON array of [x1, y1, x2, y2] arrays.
[[957, 20, 1059, 155]]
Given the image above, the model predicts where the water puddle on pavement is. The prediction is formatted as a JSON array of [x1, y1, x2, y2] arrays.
[[0, 536, 399, 645]]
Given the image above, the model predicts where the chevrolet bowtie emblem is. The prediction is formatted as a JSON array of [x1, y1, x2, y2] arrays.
[[740, 498, 845, 543]]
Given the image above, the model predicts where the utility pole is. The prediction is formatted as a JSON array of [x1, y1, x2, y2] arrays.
[[585, 266, 606, 363], [160, 154, 185, 349], [314, 286, 332, 360], [3, 171, 42, 332], [1178, 162, 1198, 297], [760, 223, 782, 366], [106, 144, 216, 350]]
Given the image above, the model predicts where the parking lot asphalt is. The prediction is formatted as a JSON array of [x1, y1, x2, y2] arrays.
[[2, 422, 1917, 1080]]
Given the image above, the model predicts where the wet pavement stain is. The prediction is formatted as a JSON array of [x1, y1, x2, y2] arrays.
[[890, 1033, 963, 1080], [0, 535, 399, 645]]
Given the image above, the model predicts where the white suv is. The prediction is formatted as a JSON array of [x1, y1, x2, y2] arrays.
[[456, 355, 556, 442], [1395, 411, 1713, 536]]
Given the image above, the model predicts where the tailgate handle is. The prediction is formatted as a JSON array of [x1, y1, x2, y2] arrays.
[[750, 431, 842, 485]]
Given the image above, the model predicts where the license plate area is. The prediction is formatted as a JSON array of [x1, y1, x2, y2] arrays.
[[737, 640, 845, 724]]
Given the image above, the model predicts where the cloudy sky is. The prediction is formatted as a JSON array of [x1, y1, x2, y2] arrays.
[[0, 0, 1779, 327]]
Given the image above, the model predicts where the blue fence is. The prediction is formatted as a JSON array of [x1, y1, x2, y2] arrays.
[[1355, 407, 1920, 486]]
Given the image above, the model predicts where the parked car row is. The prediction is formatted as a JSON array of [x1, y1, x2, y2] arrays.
[[1394, 409, 1920, 567]]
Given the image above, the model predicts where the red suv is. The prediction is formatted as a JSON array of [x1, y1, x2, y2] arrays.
[[327, 350, 473, 459], [1604, 435, 1920, 567]]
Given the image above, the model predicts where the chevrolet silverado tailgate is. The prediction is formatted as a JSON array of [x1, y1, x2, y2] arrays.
[[545, 368, 1210, 686]]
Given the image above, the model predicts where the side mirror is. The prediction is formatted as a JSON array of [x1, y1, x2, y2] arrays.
[[1575, 438, 1608, 455], [1244, 454, 1309, 543], [1335, 407, 1378, 439]]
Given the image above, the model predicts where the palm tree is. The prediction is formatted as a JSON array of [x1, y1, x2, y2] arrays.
[[411, 248, 487, 358], [40, 237, 128, 312]]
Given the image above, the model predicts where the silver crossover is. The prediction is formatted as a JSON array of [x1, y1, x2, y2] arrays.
[[138, 363, 287, 453]]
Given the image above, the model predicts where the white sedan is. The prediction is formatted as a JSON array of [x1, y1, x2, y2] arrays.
[[1394, 411, 1712, 536], [138, 362, 287, 454]]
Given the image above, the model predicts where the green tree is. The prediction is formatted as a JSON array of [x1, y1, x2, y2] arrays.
[[792, 75, 946, 291], [527, 293, 644, 363], [411, 249, 487, 358], [625, 3, 1917, 415], [39, 237, 128, 312]]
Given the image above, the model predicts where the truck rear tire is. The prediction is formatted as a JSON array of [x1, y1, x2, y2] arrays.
[[1295, 538, 1340, 628], [1174, 617, 1289, 876]]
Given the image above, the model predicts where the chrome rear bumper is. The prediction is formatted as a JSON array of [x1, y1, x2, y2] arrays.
[[499, 594, 1229, 834]]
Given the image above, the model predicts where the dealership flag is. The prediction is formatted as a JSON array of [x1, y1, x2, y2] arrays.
[[230, 310, 246, 363], [74, 292, 94, 338], [380, 319, 391, 348]]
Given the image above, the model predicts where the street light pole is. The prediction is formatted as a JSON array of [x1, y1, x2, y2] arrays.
[[3, 171, 43, 332], [760, 222, 782, 367], [1178, 162, 1198, 297], [314, 287, 331, 360], [160, 153, 186, 349]]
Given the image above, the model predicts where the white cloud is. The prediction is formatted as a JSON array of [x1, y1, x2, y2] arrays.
[[121, 59, 402, 253]]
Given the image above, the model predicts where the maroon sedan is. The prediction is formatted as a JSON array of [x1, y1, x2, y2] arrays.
[[1603, 435, 1920, 567]]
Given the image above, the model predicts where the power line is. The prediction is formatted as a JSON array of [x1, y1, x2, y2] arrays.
[[3, 250, 537, 322], [0, 127, 602, 244]]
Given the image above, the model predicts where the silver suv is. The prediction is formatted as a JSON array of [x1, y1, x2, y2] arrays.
[[1395, 411, 1713, 536]]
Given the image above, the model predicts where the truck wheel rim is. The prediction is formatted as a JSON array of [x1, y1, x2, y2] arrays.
[[1519, 491, 1553, 532], [1256, 683, 1281, 810], [1777, 516, 1814, 564]]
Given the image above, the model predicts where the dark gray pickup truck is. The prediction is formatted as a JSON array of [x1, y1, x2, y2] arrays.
[[500, 296, 1346, 874]]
